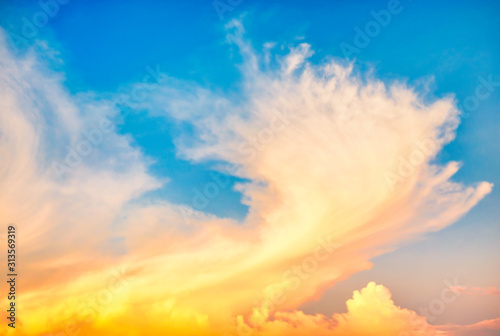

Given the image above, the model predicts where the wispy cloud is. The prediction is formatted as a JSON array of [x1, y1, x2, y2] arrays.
[[447, 286, 500, 297], [0, 20, 494, 335], [438, 318, 500, 336]]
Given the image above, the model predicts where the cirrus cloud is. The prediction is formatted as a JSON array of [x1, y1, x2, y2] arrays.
[[0, 20, 494, 335]]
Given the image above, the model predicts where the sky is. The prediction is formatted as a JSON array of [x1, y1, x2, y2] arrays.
[[0, 0, 499, 335]]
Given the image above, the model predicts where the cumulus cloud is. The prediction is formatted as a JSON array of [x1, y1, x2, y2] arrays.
[[0, 20, 494, 336], [235, 282, 438, 336]]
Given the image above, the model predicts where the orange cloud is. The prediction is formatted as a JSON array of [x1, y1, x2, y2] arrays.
[[0, 21, 495, 336], [234, 282, 438, 336]]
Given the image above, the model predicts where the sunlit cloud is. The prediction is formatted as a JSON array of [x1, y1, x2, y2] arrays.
[[0, 18, 494, 335], [236, 282, 439, 336]]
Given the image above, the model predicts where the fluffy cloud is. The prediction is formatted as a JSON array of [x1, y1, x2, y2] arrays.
[[236, 282, 438, 336], [0, 20, 494, 336]]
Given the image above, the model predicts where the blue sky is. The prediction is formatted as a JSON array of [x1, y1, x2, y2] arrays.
[[1, 0, 499, 327]]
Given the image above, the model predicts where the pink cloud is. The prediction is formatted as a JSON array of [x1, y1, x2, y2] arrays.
[[438, 318, 500, 336], [447, 286, 500, 296]]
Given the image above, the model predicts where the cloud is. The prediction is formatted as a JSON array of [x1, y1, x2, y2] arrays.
[[447, 286, 500, 296], [0, 20, 495, 335], [235, 282, 438, 336], [437, 318, 500, 336]]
